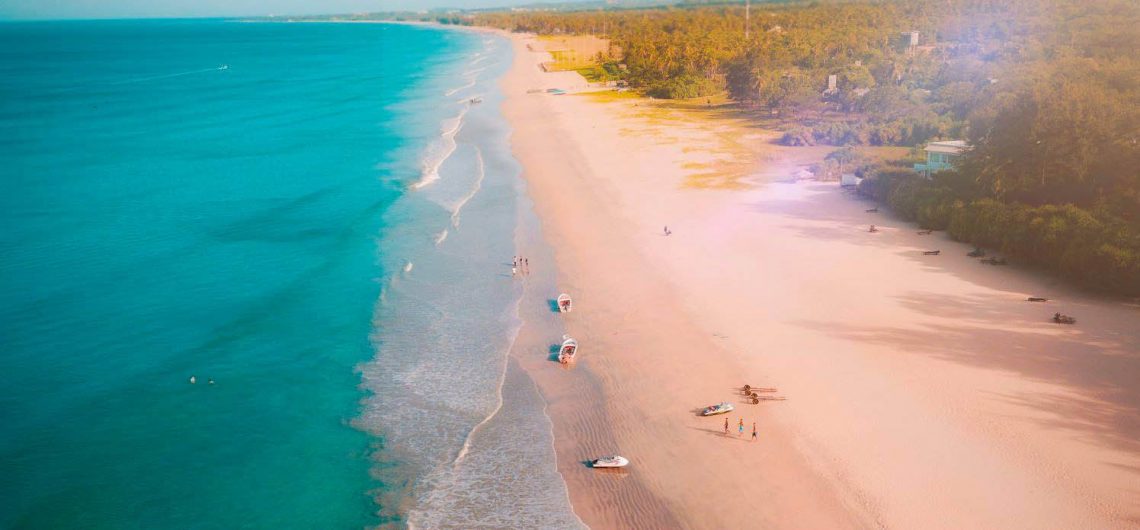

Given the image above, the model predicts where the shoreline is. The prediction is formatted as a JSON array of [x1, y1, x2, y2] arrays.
[[499, 31, 1140, 529]]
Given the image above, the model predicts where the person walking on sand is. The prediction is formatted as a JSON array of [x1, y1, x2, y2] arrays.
[[524, 258, 529, 273], [724, 417, 729, 435], [738, 418, 744, 437], [752, 422, 758, 441], [512, 265, 517, 276]]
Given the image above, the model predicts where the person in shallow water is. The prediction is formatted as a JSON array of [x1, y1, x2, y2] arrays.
[[738, 418, 744, 437]]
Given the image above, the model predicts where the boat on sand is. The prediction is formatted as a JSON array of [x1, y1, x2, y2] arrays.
[[701, 402, 734, 416], [591, 455, 629, 468], [557, 293, 572, 313], [558, 335, 578, 363]]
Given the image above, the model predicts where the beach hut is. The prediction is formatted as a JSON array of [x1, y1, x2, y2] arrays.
[[914, 140, 968, 177]]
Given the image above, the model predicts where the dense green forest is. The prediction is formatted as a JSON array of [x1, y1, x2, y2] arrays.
[[467, 0, 1140, 294]]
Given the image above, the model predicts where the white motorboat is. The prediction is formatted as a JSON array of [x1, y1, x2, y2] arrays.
[[591, 455, 629, 468], [557, 293, 572, 313], [558, 335, 578, 364], [700, 402, 734, 416]]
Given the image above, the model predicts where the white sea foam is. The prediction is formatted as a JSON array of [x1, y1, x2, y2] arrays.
[[362, 32, 581, 529], [450, 147, 485, 228], [444, 78, 476, 97], [410, 106, 468, 190]]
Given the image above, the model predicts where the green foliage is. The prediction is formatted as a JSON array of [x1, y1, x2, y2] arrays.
[[646, 74, 720, 99], [860, 170, 1140, 295], [575, 61, 623, 83]]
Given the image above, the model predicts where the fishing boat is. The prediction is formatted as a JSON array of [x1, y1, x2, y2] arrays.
[[558, 335, 578, 363], [557, 293, 572, 313], [700, 402, 734, 416], [591, 455, 629, 468]]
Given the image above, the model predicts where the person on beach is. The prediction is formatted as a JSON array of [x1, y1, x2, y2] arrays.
[[752, 422, 758, 441], [738, 418, 744, 437], [724, 417, 729, 435], [524, 258, 529, 273], [512, 266, 517, 276]]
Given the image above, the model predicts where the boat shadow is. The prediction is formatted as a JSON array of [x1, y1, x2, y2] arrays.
[[548, 344, 560, 362]]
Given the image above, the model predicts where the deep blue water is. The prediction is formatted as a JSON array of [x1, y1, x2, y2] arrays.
[[0, 20, 484, 528]]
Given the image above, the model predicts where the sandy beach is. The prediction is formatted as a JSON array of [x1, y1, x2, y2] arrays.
[[500, 32, 1140, 530]]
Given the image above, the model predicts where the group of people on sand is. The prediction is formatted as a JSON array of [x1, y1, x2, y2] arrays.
[[512, 256, 530, 276], [724, 417, 758, 441]]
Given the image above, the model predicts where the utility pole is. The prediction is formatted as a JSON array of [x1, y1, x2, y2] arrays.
[[745, 0, 751, 40]]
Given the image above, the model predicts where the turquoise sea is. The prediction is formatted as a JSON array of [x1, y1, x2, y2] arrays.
[[0, 20, 580, 528]]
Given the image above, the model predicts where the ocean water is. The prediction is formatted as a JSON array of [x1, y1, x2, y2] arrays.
[[0, 20, 579, 528]]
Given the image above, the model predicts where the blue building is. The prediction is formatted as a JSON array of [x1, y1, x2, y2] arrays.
[[914, 140, 968, 177]]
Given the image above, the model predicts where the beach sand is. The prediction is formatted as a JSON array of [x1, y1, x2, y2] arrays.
[[501, 32, 1140, 529]]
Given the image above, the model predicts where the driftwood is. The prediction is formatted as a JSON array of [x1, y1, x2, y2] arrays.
[[865, 207, 879, 213], [922, 250, 941, 256], [917, 229, 933, 235], [868, 225, 879, 233], [980, 257, 1007, 265], [967, 248, 986, 257], [1027, 297, 1049, 302], [1052, 313, 1076, 324]]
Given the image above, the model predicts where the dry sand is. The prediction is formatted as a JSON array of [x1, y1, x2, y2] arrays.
[[501, 32, 1140, 529]]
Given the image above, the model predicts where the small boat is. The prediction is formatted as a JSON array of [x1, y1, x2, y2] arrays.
[[591, 455, 629, 468], [700, 402, 734, 416], [557, 293, 572, 313], [469, 96, 483, 104], [558, 335, 577, 363], [218, 65, 229, 70]]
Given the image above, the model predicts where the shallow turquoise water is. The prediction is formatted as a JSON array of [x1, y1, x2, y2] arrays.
[[0, 20, 482, 528]]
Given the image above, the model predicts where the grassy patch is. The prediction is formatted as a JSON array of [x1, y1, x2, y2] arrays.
[[579, 90, 641, 103]]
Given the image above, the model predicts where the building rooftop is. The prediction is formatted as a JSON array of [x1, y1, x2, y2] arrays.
[[925, 140, 969, 155]]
